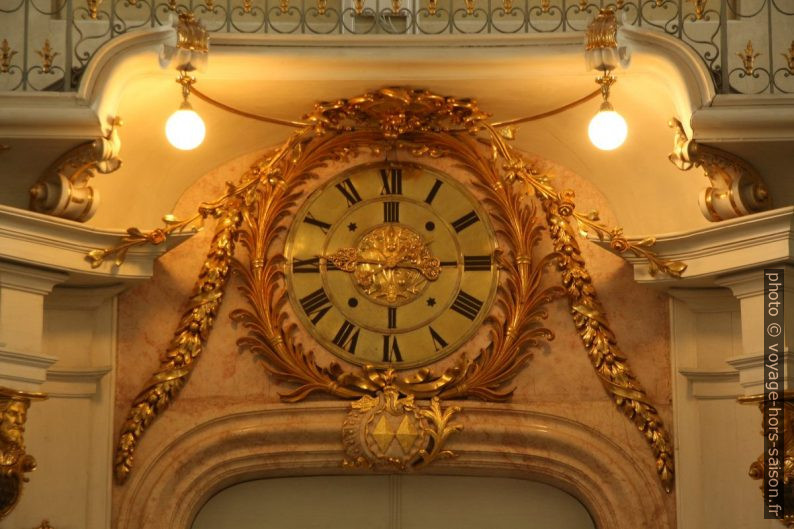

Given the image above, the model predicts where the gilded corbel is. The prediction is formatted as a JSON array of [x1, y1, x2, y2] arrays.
[[29, 117, 122, 222], [668, 117, 771, 221], [0, 387, 47, 521]]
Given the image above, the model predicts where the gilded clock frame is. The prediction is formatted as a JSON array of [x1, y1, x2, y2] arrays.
[[106, 87, 685, 491], [283, 161, 500, 370]]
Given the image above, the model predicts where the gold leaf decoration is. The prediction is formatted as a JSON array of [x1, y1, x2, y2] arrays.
[[108, 88, 683, 491]]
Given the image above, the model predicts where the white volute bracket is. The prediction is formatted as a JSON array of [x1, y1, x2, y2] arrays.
[[28, 117, 122, 223], [668, 117, 772, 222], [0, 262, 66, 391]]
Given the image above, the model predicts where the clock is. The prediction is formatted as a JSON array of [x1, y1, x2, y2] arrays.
[[285, 163, 499, 368]]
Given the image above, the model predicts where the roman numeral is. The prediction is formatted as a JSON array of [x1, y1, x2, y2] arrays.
[[428, 326, 448, 352], [332, 320, 360, 354], [424, 179, 443, 205], [387, 307, 397, 329], [292, 257, 337, 273], [382, 335, 403, 363], [335, 178, 362, 207], [451, 211, 480, 233], [384, 201, 400, 223], [451, 290, 483, 320], [463, 255, 491, 271], [303, 212, 331, 234], [293, 257, 321, 273], [380, 168, 403, 195], [299, 288, 332, 324]]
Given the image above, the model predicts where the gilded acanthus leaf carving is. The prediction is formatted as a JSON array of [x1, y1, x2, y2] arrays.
[[106, 88, 681, 491]]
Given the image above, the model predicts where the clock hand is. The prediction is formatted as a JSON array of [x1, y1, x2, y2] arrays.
[[323, 247, 441, 281]]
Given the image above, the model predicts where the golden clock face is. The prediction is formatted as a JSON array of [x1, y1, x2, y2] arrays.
[[285, 163, 498, 368]]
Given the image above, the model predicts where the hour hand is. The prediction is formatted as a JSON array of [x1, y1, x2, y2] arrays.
[[324, 247, 359, 272]]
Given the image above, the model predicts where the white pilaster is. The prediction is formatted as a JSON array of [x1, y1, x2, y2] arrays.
[[0, 261, 67, 391], [719, 266, 794, 395]]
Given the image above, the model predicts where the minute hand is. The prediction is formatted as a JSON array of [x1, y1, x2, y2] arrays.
[[324, 248, 441, 280]]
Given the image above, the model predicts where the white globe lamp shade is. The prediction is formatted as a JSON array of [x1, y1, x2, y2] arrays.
[[165, 103, 205, 150], [588, 103, 628, 151]]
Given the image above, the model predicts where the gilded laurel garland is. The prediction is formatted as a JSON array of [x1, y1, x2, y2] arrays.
[[113, 196, 244, 483], [104, 88, 683, 489], [542, 198, 674, 491]]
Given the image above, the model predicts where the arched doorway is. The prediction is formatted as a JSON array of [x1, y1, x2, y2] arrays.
[[192, 475, 596, 529]]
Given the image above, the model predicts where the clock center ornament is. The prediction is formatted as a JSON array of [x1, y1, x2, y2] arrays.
[[329, 224, 440, 305], [102, 87, 687, 491]]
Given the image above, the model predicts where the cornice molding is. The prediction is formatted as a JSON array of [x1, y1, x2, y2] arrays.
[[620, 23, 715, 124], [693, 95, 794, 143], [43, 366, 112, 398], [0, 205, 193, 285], [599, 206, 794, 285], [678, 367, 741, 400]]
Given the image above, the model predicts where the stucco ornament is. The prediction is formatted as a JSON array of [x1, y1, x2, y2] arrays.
[[98, 87, 684, 492]]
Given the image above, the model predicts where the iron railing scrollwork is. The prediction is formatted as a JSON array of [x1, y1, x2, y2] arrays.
[[0, 0, 792, 93]]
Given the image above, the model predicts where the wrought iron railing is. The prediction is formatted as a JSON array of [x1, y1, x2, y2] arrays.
[[0, 0, 792, 93]]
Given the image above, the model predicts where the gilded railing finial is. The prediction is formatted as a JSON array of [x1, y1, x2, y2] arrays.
[[687, 0, 707, 20], [0, 39, 17, 74], [465, 0, 475, 15], [87, 0, 103, 19], [781, 41, 794, 73], [738, 40, 760, 75], [35, 39, 57, 74]]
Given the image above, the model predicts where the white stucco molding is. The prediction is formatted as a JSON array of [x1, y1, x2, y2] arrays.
[[598, 206, 794, 285], [726, 352, 794, 395], [693, 94, 794, 143], [0, 24, 721, 141], [42, 366, 112, 398], [78, 25, 174, 133], [678, 368, 741, 399], [0, 205, 193, 284], [116, 402, 670, 529], [619, 24, 716, 131]]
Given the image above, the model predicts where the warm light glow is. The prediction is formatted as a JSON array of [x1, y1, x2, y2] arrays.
[[588, 106, 627, 151], [165, 104, 205, 150]]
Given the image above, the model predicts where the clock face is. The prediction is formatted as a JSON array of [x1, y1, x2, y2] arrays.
[[284, 163, 498, 368]]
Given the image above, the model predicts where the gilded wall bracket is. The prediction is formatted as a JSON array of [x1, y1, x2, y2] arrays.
[[0, 387, 47, 521], [739, 392, 794, 528], [668, 117, 771, 222], [29, 116, 122, 222]]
